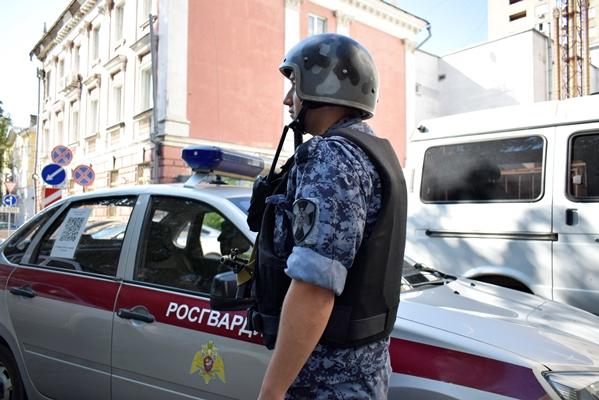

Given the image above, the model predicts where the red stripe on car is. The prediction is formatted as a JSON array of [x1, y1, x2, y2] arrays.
[[7, 267, 119, 311], [116, 284, 264, 345], [389, 337, 547, 400]]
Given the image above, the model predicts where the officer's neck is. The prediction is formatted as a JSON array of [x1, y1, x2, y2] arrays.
[[305, 106, 359, 136]]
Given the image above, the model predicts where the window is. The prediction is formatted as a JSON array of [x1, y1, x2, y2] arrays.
[[32, 197, 136, 276], [58, 59, 65, 87], [3, 208, 58, 264], [108, 170, 119, 187], [73, 46, 80, 73], [56, 111, 64, 145], [568, 133, 599, 201], [110, 72, 124, 124], [135, 196, 252, 294], [114, 5, 124, 43], [70, 101, 79, 144], [45, 70, 52, 98], [509, 11, 527, 21], [139, 56, 152, 111], [91, 26, 100, 62], [420, 136, 545, 203], [308, 14, 327, 35], [88, 88, 99, 135], [43, 121, 50, 153]]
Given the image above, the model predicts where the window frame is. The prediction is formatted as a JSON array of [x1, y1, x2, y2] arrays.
[[419, 135, 547, 204], [566, 130, 599, 203], [27, 196, 138, 278], [131, 195, 252, 296], [308, 14, 327, 36]]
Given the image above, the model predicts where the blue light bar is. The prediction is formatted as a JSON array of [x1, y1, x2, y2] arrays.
[[181, 146, 264, 180]]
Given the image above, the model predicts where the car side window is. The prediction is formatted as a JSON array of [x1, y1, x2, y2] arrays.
[[135, 196, 251, 294], [2, 208, 58, 264], [568, 132, 599, 201], [31, 196, 136, 277], [421, 136, 544, 203]]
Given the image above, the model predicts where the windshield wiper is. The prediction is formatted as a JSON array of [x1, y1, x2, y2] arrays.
[[413, 263, 457, 281]]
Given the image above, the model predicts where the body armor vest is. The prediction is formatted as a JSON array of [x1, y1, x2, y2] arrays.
[[249, 128, 407, 349]]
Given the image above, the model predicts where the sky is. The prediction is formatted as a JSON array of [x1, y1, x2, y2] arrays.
[[0, 0, 488, 129]]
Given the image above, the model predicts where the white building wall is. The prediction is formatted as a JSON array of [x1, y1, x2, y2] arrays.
[[35, 0, 160, 199], [414, 50, 441, 126], [436, 30, 548, 117]]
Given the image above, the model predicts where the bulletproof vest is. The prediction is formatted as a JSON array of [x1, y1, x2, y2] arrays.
[[249, 127, 407, 349]]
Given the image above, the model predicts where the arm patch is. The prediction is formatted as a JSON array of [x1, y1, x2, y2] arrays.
[[292, 198, 319, 244]]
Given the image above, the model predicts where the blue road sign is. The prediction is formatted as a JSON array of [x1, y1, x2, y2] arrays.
[[51, 145, 73, 166], [41, 163, 66, 186], [73, 164, 95, 187], [2, 194, 17, 207]]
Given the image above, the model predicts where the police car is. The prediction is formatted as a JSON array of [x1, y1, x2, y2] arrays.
[[0, 147, 598, 400]]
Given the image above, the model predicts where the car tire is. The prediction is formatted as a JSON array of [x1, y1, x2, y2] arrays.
[[0, 344, 26, 400]]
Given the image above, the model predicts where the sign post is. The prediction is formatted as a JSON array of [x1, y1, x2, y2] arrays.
[[2, 195, 17, 235]]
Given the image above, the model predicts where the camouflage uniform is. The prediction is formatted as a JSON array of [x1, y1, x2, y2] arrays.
[[267, 116, 389, 399]]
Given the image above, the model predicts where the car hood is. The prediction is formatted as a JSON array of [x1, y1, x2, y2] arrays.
[[398, 278, 599, 369]]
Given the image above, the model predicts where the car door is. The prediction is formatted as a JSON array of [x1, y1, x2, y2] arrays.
[[6, 196, 137, 399], [552, 126, 599, 314], [111, 195, 268, 400]]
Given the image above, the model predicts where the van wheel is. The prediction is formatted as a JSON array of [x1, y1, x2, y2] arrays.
[[0, 344, 26, 400], [474, 275, 533, 294]]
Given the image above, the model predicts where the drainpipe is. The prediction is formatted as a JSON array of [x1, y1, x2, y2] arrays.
[[416, 23, 432, 50], [149, 13, 160, 184], [33, 67, 45, 213]]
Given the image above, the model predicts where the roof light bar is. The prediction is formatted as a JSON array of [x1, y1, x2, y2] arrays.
[[182, 146, 264, 186]]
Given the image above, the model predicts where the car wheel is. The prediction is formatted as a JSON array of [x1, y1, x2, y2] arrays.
[[0, 344, 26, 400]]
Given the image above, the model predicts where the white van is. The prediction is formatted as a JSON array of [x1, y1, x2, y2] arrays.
[[406, 95, 599, 314]]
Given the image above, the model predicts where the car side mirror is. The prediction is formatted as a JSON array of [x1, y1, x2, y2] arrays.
[[210, 271, 253, 311]]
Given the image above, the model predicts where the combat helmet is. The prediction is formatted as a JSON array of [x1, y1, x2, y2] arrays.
[[280, 33, 379, 119]]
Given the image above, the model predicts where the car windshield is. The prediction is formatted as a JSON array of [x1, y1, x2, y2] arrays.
[[401, 257, 455, 292], [228, 196, 251, 214]]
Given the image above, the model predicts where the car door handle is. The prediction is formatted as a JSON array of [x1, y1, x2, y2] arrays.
[[9, 285, 37, 298], [566, 208, 578, 226], [117, 307, 155, 323]]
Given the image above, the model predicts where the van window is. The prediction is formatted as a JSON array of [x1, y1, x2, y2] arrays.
[[421, 136, 544, 203], [569, 133, 599, 201]]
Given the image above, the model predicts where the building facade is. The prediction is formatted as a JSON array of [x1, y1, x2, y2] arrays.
[[488, 0, 599, 83], [30, 0, 426, 206]]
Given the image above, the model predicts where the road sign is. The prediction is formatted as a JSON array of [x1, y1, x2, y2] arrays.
[[51, 145, 73, 166], [2, 194, 17, 207], [41, 163, 66, 186], [4, 182, 16, 193], [43, 187, 62, 208], [0, 206, 18, 214], [73, 165, 95, 187]]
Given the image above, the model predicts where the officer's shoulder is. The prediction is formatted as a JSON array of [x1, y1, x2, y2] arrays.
[[295, 135, 358, 166]]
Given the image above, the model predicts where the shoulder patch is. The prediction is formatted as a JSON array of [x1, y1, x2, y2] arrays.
[[292, 199, 318, 244]]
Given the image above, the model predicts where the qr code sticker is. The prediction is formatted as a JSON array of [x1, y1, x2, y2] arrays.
[[59, 217, 86, 242]]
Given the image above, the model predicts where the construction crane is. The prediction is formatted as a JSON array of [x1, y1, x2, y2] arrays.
[[553, 0, 591, 98]]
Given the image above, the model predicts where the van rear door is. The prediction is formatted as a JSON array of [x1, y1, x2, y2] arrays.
[[552, 125, 599, 315]]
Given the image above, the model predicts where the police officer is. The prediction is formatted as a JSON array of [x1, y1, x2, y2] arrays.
[[251, 33, 407, 399]]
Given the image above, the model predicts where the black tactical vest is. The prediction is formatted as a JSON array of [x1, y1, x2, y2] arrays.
[[249, 127, 407, 349]]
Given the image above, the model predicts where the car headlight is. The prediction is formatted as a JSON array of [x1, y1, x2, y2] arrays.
[[544, 372, 599, 400]]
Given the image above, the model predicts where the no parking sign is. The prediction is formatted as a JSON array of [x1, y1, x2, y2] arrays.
[[73, 165, 95, 187]]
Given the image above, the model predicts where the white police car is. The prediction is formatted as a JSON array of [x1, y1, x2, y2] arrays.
[[0, 147, 598, 400]]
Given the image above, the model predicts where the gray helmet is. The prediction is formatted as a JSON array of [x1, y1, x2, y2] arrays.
[[280, 33, 379, 119]]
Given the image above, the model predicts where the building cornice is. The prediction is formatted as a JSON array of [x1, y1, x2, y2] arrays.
[[309, 0, 428, 39], [31, 0, 98, 61]]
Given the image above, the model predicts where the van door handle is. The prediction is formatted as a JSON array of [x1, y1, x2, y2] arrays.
[[9, 285, 37, 298], [566, 209, 578, 226], [117, 307, 155, 323]]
